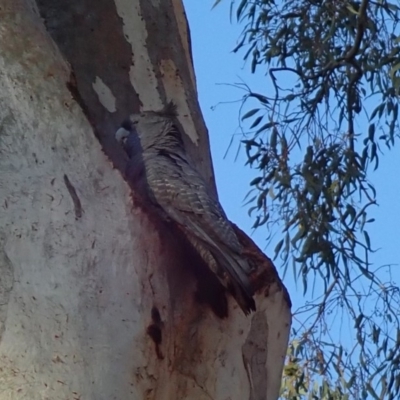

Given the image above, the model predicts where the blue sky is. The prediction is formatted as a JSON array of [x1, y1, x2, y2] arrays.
[[183, 1, 400, 299]]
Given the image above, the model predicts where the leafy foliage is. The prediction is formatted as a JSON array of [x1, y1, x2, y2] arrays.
[[215, 0, 400, 398]]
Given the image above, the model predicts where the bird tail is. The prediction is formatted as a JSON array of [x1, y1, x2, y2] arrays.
[[185, 234, 255, 315], [214, 249, 256, 315], [228, 279, 256, 315]]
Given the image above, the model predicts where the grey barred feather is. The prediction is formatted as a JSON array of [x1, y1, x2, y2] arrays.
[[116, 107, 256, 314]]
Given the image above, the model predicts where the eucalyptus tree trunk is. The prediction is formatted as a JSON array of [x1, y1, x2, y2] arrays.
[[0, 1, 291, 399]]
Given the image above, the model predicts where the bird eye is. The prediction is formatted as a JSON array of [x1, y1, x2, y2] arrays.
[[121, 119, 132, 130]]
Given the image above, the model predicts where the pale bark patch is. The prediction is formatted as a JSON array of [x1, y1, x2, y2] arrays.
[[159, 58, 199, 144], [114, 0, 164, 110], [92, 77, 117, 113], [170, 0, 197, 91]]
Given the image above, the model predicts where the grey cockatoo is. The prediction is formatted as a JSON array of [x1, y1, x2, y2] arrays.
[[115, 103, 256, 314]]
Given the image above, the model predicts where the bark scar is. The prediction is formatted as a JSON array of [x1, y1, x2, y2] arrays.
[[63, 174, 83, 219], [146, 306, 164, 360]]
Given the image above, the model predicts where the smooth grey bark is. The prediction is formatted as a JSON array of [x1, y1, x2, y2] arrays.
[[0, 0, 291, 399]]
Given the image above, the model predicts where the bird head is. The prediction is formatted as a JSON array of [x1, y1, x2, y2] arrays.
[[116, 102, 181, 152], [115, 119, 134, 145]]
